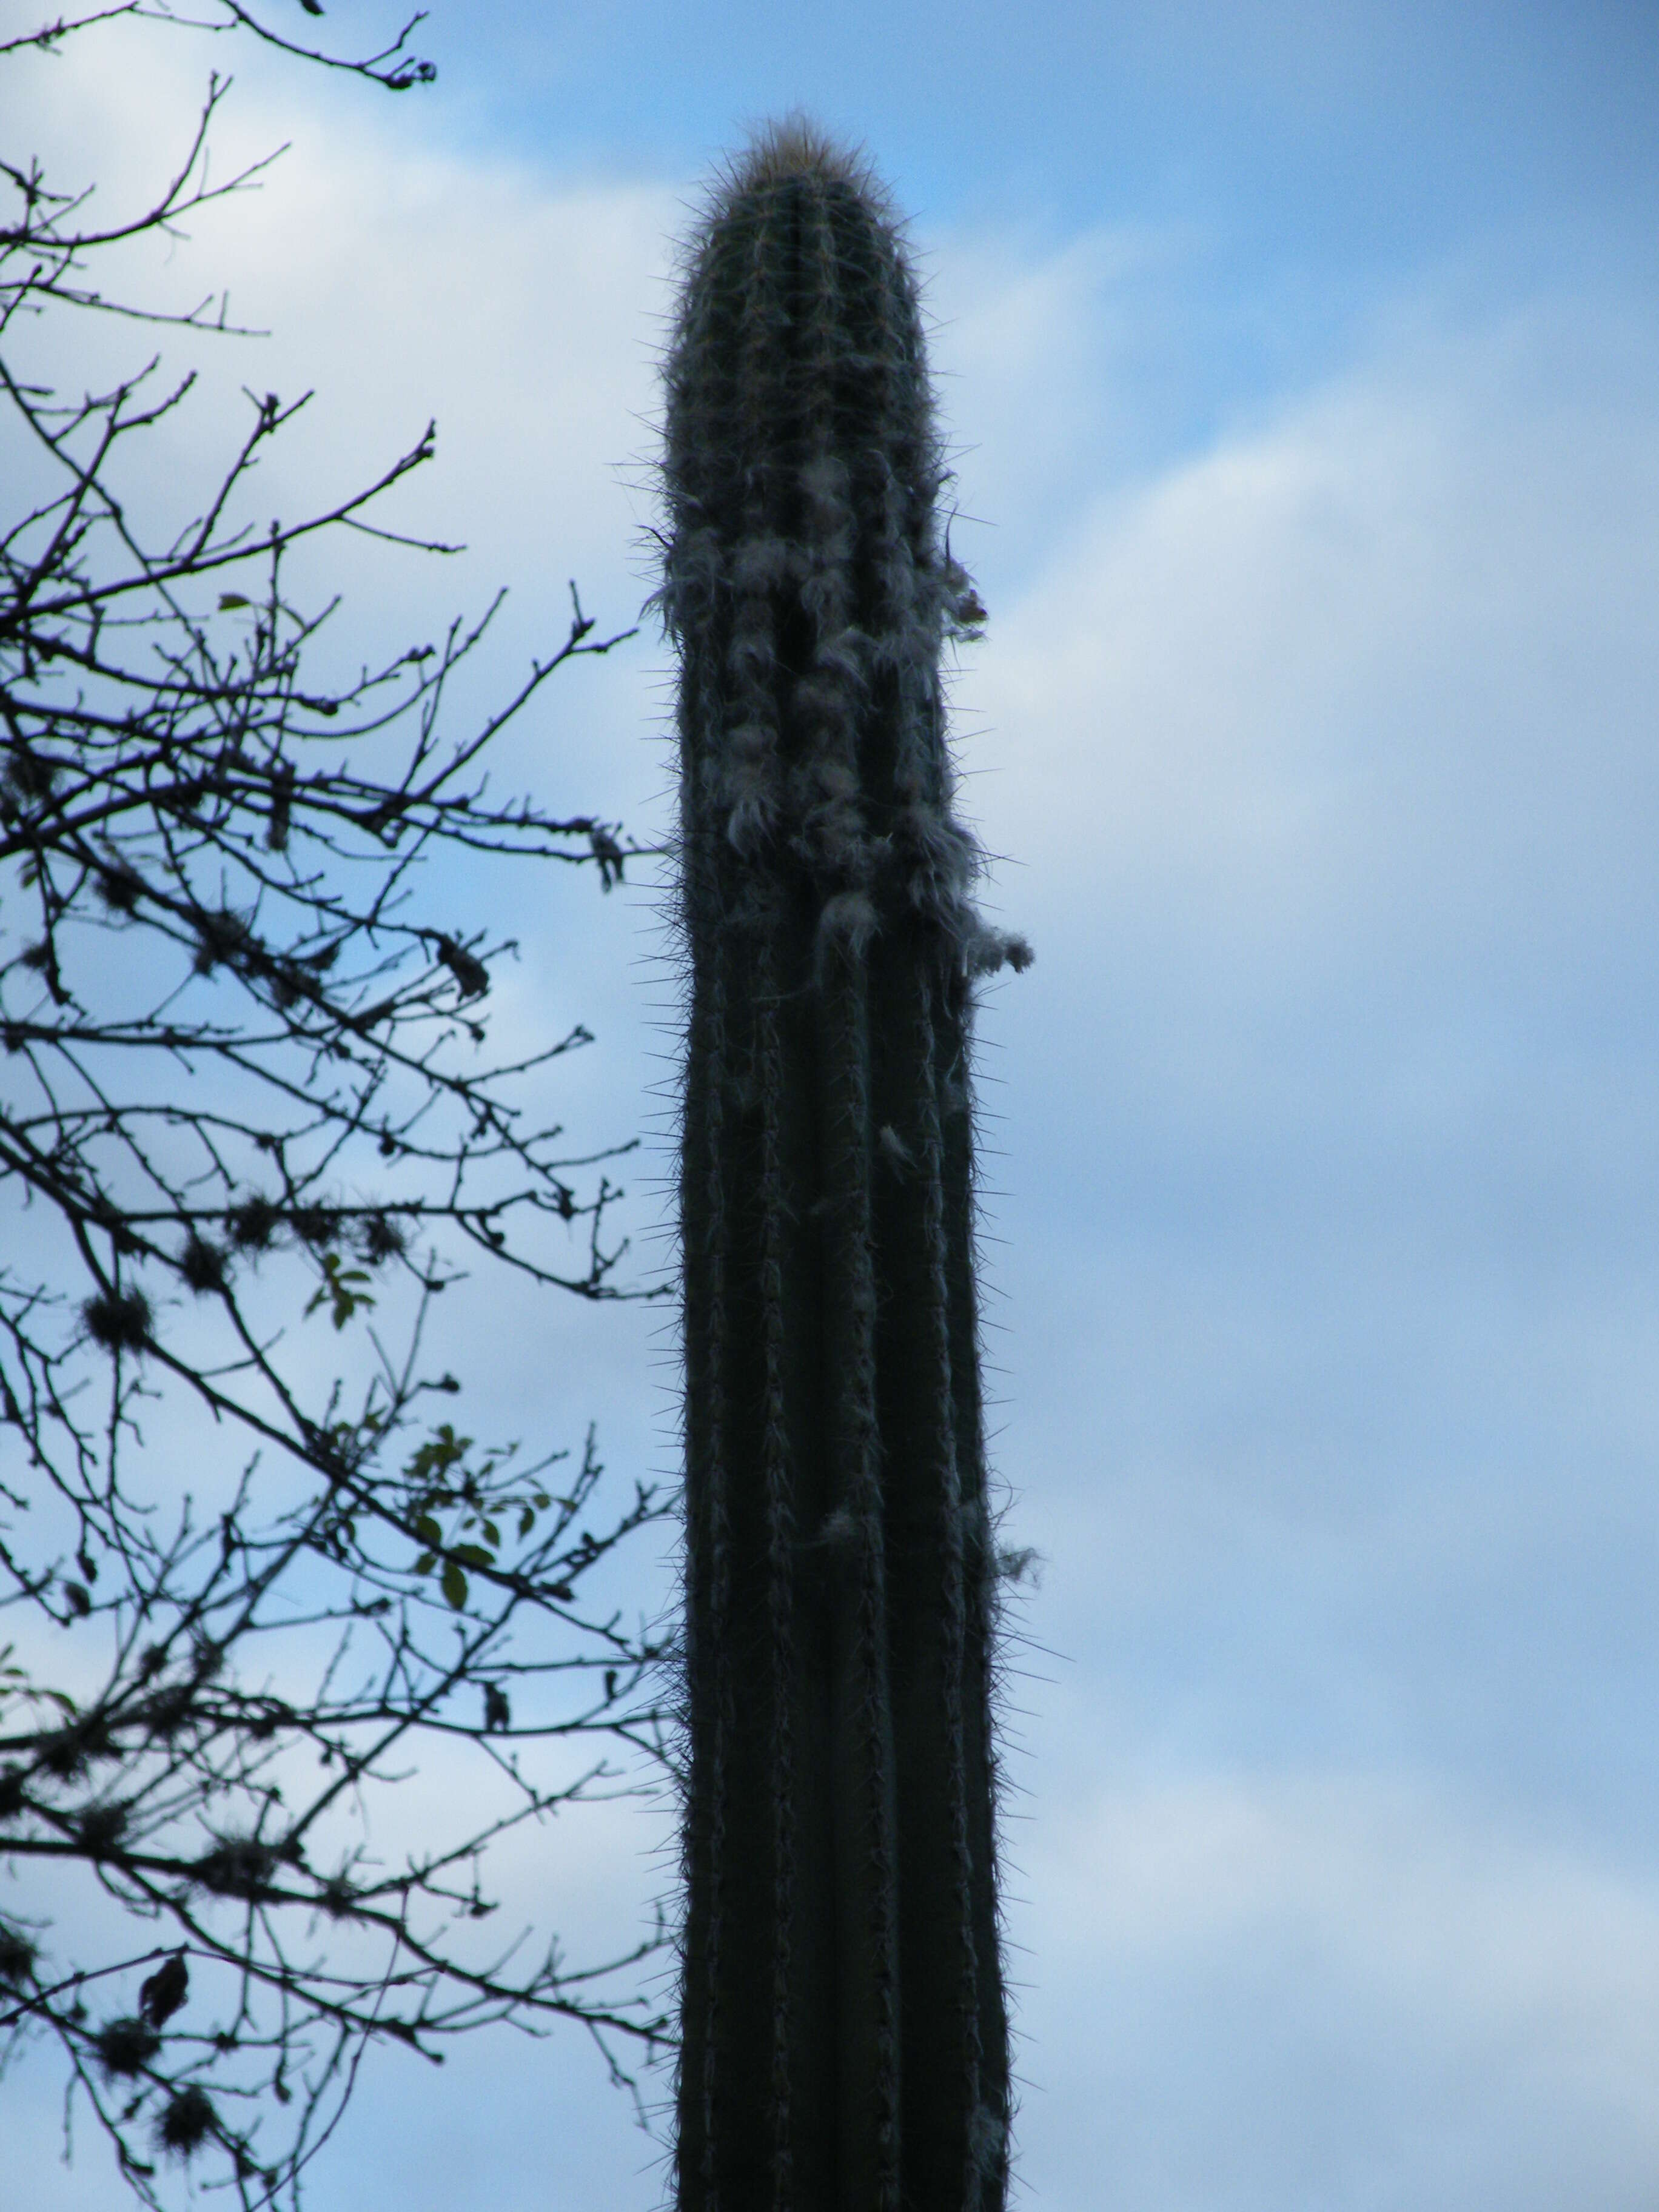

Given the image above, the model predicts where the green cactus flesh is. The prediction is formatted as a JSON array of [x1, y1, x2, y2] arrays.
[[662, 119, 1027, 2212]]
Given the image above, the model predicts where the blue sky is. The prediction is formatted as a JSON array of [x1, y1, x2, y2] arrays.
[[12, 1, 1659, 2205]]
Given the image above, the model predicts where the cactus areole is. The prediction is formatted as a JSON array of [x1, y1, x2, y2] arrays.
[[660, 121, 1029, 2212]]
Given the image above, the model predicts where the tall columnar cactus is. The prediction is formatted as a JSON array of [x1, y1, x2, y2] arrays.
[[660, 119, 1030, 2212]]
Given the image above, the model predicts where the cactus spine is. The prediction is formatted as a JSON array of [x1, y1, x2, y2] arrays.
[[661, 120, 1028, 2212]]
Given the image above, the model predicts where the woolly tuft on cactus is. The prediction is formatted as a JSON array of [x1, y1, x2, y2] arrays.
[[660, 116, 1027, 2212]]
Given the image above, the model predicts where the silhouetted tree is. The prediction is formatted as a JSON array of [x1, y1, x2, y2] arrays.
[[0, 8, 671, 2205]]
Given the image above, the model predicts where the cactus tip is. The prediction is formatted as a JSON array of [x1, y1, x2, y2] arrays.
[[712, 110, 891, 217]]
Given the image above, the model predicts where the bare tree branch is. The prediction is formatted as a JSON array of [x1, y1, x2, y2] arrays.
[[0, 12, 673, 2208]]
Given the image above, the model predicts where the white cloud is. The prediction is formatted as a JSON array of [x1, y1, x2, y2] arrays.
[[964, 289, 1659, 960], [1015, 1769, 1659, 2210], [12, 18, 679, 773], [922, 216, 1179, 573], [930, 248, 1659, 2210]]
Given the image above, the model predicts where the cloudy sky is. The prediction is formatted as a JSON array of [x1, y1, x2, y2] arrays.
[[10, 1, 1659, 2205]]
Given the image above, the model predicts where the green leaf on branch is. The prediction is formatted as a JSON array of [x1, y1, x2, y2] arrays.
[[304, 1252, 376, 1331], [440, 1561, 468, 1610], [406, 1427, 470, 1484]]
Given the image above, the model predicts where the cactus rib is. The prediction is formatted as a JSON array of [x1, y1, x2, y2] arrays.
[[663, 116, 1027, 2212]]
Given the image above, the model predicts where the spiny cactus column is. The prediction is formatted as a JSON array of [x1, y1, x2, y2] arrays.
[[661, 119, 1028, 2212]]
